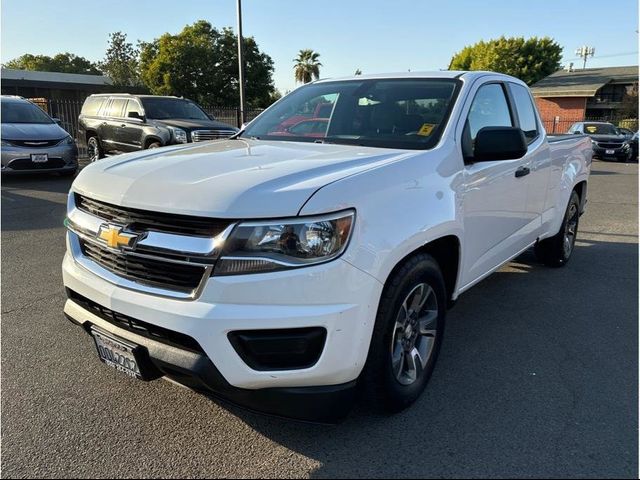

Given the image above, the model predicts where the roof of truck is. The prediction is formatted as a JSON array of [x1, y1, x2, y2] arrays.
[[314, 71, 520, 83]]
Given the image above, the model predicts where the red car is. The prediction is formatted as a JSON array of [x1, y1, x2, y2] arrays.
[[269, 118, 329, 138]]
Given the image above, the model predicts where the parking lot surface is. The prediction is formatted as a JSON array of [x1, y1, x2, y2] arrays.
[[1, 160, 637, 478]]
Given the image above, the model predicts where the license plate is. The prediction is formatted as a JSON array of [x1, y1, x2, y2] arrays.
[[30, 153, 48, 163], [92, 328, 142, 379], [606, 149, 615, 155]]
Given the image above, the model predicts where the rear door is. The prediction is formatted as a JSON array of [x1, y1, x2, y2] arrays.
[[120, 99, 145, 151], [507, 82, 551, 237], [459, 81, 534, 289], [100, 98, 127, 152]]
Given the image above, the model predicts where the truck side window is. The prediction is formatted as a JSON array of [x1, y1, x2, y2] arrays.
[[462, 83, 513, 158], [509, 83, 539, 142]]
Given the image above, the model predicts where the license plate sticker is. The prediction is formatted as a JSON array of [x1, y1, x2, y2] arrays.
[[30, 153, 48, 163], [92, 328, 142, 379], [606, 149, 615, 155]]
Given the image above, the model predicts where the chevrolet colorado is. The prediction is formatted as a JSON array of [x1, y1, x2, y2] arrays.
[[63, 72, 592, 422]]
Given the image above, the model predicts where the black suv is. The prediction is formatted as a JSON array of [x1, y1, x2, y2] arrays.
[[568, 121, 633, 162], [78, 94, 238, 162]]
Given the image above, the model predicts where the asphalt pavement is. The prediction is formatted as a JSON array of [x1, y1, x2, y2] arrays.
[[1, 159, 637, 478]]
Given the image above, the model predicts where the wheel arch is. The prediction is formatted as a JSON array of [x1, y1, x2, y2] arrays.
[[382, 235, 461, 306], [144, 136, 163, 149]]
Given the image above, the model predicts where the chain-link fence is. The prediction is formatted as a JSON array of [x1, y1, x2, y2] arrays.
[[29, 98, 264, 157]]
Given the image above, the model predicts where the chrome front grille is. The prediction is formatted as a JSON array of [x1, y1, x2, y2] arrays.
[[79, 238, 208, 294], [67, 194, 236, 299], [191, 130, 236, 142]]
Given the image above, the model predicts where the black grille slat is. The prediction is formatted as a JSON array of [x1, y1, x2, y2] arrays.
[[7, 139, 61, 147], [75, 194, 233, 237], [67, 289, 204, 354], [80, 240, 205, 292], [597, 142, 624, 148], [7, 158, 65, 170]]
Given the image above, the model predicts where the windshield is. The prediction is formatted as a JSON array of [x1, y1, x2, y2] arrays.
[[140, 98, 210, 120], [241, 78, 461, 150], [1, 101, 54, 124], [584, 123, 619, 135]]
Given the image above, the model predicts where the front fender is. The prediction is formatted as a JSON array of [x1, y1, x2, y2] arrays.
[[299, 146, 463, 290]]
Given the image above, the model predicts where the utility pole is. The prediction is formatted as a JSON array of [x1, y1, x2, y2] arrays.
[[236, 0, 246, 127], [575, 45, 595, 70]]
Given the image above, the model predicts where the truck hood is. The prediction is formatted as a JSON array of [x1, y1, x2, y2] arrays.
[[72, 139, 413, 218]]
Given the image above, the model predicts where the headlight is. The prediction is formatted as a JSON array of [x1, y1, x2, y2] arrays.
[[214, 210, 355, 275], [168, 127, 188, 143], [57, 135, 75, 146]]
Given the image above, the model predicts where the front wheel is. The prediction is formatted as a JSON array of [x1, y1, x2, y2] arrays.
[[361, 253, 446, 413], [87, 136, 103, 162], [535, 190, 581, 267]]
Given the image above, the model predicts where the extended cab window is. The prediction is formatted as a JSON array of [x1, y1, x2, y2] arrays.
[[509, 83, 539, 141], [106, 99, 126, 118], [241, 79, 461, 150]]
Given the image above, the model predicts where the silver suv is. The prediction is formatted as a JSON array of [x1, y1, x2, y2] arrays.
[[1, 96, 78, 175]]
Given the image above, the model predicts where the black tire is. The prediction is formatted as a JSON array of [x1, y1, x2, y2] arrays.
[[87, 136, 103, 162], [361, 253, 447, 413], [535, 190, 581, 267], [147, 141, 161, 149]]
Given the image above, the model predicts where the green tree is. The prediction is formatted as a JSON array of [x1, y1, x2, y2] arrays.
[[293, 49, 322, 84], [99, 31, 140, 86], [448, 36, 563, 85], [138, 21, 275, 107], [3, 52, 101, 75]]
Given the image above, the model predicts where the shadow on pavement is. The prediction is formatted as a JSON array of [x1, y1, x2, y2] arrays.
[[214, 239, 638, 478]]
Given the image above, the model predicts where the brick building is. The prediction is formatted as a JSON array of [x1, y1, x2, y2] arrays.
[[530, 65, 638, 133]]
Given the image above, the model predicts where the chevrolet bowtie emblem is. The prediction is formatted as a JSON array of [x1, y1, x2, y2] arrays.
[[98, 224, 138, 249]]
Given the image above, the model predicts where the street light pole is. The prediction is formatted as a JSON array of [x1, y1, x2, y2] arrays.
[[236, 0, 246, 127]]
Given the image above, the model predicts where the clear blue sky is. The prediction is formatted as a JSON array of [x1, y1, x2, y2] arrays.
[[2, 0, 638, 93]]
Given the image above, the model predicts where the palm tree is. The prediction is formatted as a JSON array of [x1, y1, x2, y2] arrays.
[[293, 49, 322, 84]]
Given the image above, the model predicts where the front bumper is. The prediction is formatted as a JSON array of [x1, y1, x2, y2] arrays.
[[62, 242, 383, 420], [592, 145, 631, 160], [1, 143, 78, 174]]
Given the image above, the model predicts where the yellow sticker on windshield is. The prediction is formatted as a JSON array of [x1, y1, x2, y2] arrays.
[[586, 126, 597, 133], [418, 123, 436, 136]]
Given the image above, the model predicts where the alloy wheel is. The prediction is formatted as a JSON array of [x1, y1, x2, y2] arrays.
[[390, 283, 439, 386]]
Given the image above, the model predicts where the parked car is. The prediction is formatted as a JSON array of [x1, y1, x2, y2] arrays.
[[629, 131, 639, 159], [568, 121, 633, 162], [77, 94, 239, 162], [269, 118, 329, 138], [1, 96, 78, 175], [63, 72, 591, 422], [617, 127, 635, 140]]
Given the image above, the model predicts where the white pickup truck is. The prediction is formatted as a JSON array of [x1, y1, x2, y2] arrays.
[[63, 71, 591, 422]]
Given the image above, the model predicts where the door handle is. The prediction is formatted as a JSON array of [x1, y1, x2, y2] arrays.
[[515, 167, 530, 178], [120, 124, 126, 128]]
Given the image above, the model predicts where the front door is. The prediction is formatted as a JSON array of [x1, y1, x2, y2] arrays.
[[459, 82, 534, 289]]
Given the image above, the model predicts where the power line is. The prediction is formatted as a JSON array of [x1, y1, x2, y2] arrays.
[[563, 51, 638, 61]]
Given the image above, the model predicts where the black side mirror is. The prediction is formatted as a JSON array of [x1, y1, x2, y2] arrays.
[[52, 117, 61, 125], [127, 111, 144, 121], [474, 127, 528, 162]]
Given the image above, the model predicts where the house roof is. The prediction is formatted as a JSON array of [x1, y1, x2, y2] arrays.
[[1, 68, 112, 86], [531, 65, 639, 98]]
